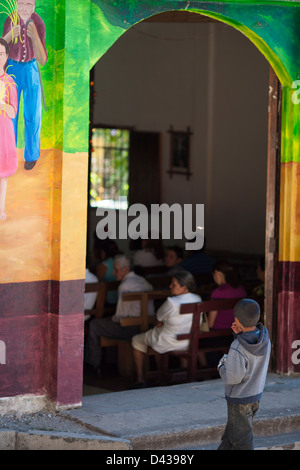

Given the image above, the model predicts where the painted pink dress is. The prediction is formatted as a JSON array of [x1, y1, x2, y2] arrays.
[[0, 73, 18, 177]]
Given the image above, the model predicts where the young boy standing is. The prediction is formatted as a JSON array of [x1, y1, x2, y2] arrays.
[[217, 298, 271, 450]]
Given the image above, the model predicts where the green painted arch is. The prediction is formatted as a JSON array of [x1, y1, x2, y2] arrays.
[[87, 1, 300, 163], [188, 10, 290, 86], [90, 1, 299, 87]]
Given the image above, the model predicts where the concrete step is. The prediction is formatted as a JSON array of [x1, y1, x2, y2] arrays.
[[126, 414, 300, 450], [0, 373, 299, 451], [174, 431, 300, 450], [0, 428, 131, 450]]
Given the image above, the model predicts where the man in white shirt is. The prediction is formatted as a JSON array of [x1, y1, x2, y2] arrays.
[[84, 268, 98, 310], [84, 255, 154, 375], [84, 268, 99, 322]]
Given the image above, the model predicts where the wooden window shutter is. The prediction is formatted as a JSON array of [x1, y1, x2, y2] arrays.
[[129, 131, 161, 208]]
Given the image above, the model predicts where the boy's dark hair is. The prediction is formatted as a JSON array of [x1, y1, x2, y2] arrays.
[[234, 299, 260, 327]]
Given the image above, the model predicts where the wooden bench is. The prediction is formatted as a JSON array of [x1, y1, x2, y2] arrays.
[[100, 289, 171, 378], [84, 281, 99, 320], [145, 298, 243, 385], [84, 280, 120, 319]]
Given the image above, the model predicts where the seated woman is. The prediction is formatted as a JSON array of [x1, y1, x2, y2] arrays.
[[95, 239, 120, 305], [198, 260, 247, 368], [208, 261, 247, 330], [131, 270, 202, 388]]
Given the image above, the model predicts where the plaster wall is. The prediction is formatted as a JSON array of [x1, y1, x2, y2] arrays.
[[91, 21, 269, 255], [0, 0, 299, 409]]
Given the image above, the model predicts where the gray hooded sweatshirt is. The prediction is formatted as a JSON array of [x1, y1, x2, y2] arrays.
[[218, 323, 271, 404]]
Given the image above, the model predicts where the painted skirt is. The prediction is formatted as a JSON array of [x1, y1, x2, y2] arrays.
[[0, 73, 18, 178]]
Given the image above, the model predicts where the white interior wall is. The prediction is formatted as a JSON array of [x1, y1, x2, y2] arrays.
[[90, 20, 269, 256]]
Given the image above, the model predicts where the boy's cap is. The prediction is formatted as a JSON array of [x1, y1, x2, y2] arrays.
[[234, 299, 260, 327]]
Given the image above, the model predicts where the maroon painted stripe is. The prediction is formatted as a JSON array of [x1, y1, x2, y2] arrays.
[[0, 279, 85, 404], [0, 314, 47, 397], [49, 279, 85, 315], [277, 261, 300, 374], [0, 279, 85, 317], [46, 313, 84, 405], [278, 261, 300, 293]]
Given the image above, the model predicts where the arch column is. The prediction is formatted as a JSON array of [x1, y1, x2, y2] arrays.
[[1, 0, 300, 413], [0, 0, 91, 410], [277, 86, 300, 374], [45, 0, 91, 407]]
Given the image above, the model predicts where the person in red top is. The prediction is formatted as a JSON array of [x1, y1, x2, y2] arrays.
[[3, 0, 47, 170], [209, 261, 247, 330], [198, 260, 246, 368]]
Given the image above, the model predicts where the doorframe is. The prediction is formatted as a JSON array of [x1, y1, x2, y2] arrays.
[[265, 66, 282, 371], [88, 16, 282, 370]]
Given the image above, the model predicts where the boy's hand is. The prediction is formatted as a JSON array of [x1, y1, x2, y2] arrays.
[[217, 354, 227, 369], [231, 321, 242, 334]]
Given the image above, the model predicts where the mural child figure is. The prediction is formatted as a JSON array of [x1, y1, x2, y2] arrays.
[[2, 0, 47, 171], [0, 38, 18, 221]]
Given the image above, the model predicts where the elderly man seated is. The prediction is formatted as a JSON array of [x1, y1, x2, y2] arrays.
[[84, 254, 154, 376]]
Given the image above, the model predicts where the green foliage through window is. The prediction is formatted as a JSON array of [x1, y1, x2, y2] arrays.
[[90, 128, 130, 209]]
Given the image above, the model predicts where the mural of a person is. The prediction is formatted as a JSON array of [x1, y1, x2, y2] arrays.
[[0, 38, 18, 221], [2, 0, 47, 170]]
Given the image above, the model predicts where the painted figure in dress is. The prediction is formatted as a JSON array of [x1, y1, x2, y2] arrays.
[[2, 0, 47, 170], [0, 38, 18, 221]]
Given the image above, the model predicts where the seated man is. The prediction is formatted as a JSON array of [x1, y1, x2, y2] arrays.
[[84, 254, 154, 375], [84, 267, 99, 322]]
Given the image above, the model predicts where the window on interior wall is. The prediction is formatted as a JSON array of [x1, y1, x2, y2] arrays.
[[89, 127, 161, 210], [89, 127, 130, 209]]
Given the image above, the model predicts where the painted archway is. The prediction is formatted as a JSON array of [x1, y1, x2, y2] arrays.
[[0, 0, 299, 410], [86, 1, 300, 377]]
